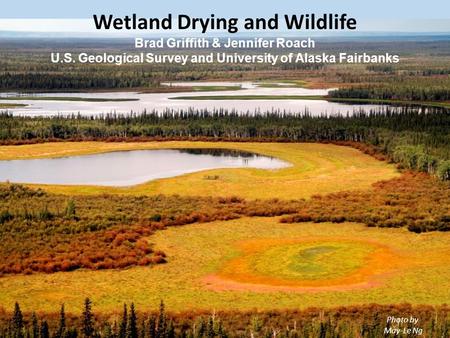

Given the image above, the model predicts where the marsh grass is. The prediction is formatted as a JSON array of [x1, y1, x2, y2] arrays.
[[0, 219, 448, 313], [0, 141, 399, 199]]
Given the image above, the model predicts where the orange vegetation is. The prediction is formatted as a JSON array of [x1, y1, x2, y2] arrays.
[[0, 170, 448, 276], [203, 237, 409, 292]]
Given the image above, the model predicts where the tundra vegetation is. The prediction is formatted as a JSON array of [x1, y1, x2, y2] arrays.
[[0, 142, 399, 198], [0, 110, 449, 324], [0, 36, 449, 333]]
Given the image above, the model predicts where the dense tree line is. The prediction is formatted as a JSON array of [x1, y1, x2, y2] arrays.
[[329, 82, 450, 102], [0, 300, 448, 338], [0, 72, 161, 90], [0, 106, 449, 179]]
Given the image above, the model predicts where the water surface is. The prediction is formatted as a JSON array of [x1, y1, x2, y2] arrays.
[[0, 148, 289, 186], [0, 81, 390, 116]]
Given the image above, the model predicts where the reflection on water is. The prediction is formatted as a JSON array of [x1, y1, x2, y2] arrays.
[[179, 148, 256, 157], [0, 149, 290, 187]]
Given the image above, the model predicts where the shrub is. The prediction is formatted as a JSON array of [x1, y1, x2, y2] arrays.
[[0, 209, 13, 224], [437, 160, 450, 181]]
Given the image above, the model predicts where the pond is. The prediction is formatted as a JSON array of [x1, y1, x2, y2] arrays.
[[0, 81, 390, 116], [0, 148, 290, 186]]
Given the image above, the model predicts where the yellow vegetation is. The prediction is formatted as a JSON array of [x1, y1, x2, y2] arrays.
[[0, 218, 448, 313], [0, 141, 399, 199]]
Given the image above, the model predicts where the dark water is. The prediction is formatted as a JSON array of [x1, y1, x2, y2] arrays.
[[0, 148, 289, 186]]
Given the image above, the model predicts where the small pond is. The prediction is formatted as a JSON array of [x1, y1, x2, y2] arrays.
[[0, 148, 289, 186]]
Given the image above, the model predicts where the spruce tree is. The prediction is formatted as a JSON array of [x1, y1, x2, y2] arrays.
[[82, 298, 94, 338], [12, 302, 24, 338], [216, 321, 226, 338], [40, 321, 50, 338], [119, 304, 128, 338], [195, 319, 205, 338], [31, 313, 39, 338], [166, 321, 175, 338], [127, 303, 138, 338], [56, 304, 66, 338], [147, 316, 156, 338], [207, 317, 214, 338], [156, 301, 166, 338]]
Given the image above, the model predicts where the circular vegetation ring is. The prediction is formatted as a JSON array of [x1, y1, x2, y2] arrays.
[[204, 237, 407, 292]]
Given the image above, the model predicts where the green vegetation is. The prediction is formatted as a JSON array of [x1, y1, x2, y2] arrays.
[[0, 169, 447, 280], [326, 97, 450, 108], [0, 103, 26, 108], [1, 217, 449, 312], [0, 106, 448, 180], [1, 301, 448, 338], [0, 183, 303, 276], [0, 36, 449, 327], [0, 38, 448, 91], [280, 172, 450, 233], [0, 142, 397, 199], [256, 80, 308, 88], [0, 70, 160, 91], [248, 241, 373, 281], [330, 77, 450, 102], [191, 85, 242, 92]]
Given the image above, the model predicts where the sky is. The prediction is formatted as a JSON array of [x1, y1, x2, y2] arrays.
[[0, 0, 449, 34]]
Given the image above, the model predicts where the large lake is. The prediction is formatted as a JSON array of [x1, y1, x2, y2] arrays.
[[0, 148, 290, 186], [0, 81, 389, 116]]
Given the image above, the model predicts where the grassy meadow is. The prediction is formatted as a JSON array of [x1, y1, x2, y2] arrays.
[[0, 218, 448, 313], [0, 140, 448, 318], [0, 141, 399, 199]]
